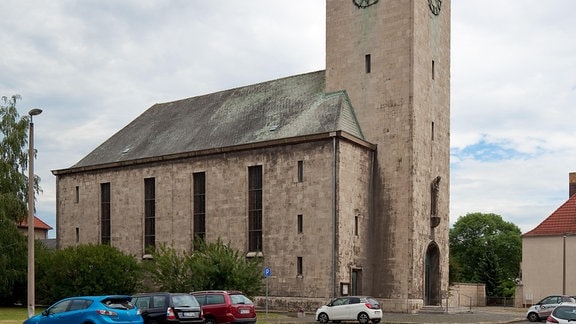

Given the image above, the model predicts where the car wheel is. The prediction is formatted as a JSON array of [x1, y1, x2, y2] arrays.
[[318, 312, 329, 323], [372, 319, 381, 324], [204, 317, 216, 324], [527, 312, 540, 322], [357, 312, 369, 324]]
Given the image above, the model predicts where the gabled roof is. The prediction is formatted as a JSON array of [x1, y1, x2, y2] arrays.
[[523, 194, 576, 237], [68, 70, 365, 169], [17, 216, 53, 230]]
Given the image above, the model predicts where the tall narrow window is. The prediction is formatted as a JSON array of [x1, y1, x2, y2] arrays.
[[297, 160, 303, 182], [431, 122, 435, 141], [75, 227, 80, 243], [144, 177, 156, 250], [365, 54, 371, 73], [100, 182, 111, 244], [432, 60, 435, 80], [75, 186, 80, 203], [248, 166, 263, 252], [297, 214, 303, 234], [354, 216, 359, 236], [297, 257, 303, 276], [193, 172, 206, 245]]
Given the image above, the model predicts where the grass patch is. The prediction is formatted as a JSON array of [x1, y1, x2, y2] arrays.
[[0, 307, 44, 321]]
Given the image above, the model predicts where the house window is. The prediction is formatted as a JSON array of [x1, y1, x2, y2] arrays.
[[297, 214, 303, 234], [248, 166, 263, 252], [297, 160, 303, 182], [100, 182, 111, 244], [365, 54, 371, 73], [193, 172, 206, 245], [144, 177, 156, 250], [297, 257, 303, 276], [75, 186, 79, 203]]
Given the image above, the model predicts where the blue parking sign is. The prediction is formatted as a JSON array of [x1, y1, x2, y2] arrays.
[[264, 267, 271, 277]]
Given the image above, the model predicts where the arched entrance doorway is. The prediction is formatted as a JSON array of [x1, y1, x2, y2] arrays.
[[425, 242, 441, 305]]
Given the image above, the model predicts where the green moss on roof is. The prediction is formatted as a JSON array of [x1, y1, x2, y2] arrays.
[[72, 70, 364, 168]]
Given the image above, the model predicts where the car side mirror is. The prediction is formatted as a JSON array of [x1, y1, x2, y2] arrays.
[[42, 310, 49, 316]]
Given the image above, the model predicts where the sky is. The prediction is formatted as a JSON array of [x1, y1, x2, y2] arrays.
[[1, 1, 575, 238]]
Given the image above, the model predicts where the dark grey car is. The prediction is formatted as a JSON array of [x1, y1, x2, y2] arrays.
[[132, 292, 204, 324]]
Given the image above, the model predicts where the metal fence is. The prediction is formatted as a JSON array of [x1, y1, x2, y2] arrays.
[[486, 296, 515, 307]]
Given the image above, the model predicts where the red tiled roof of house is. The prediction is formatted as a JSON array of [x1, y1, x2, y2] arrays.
[[17, 216, 53, 230], [523, 194, 576, 236]]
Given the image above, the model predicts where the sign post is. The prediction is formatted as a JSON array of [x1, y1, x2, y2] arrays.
[[264, 267, 271, 319]]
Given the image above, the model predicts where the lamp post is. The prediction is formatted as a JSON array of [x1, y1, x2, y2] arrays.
[[27, 108, 42, 318], [563, 233, 566, 295]]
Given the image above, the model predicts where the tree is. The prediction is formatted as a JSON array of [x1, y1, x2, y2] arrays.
[[0, 95, 38, 223], [0, 218, 27, 306], [143, 239, 263, 298], [449, 212, 521, 297], [35, 244, 142, 305]]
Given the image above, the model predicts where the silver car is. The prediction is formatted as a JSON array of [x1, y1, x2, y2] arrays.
[[546, 303, 576, 323], [527, 295, 576, 322], [316, 296, 382, 324]]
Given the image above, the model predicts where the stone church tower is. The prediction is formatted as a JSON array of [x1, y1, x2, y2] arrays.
[[326, 0, 450, 309]]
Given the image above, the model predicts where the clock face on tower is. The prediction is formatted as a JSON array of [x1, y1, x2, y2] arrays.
[[352, 0, 379, 9], [428, 0, 441, 15]]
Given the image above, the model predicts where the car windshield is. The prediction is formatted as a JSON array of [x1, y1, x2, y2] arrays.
[[102, 297, 135, 310], [230, 294, 252, 305], [553, 306, 576, 320], [172, 295, 199, 307]]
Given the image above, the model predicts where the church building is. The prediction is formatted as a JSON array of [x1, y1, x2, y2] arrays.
[[53, 0, 450, 312]]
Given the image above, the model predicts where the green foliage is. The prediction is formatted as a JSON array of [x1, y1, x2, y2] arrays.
[[449, 212, 521, 297], [0, 219, 27, 306], [143, 244, 194, 292], [36, 244, 142, 305], [143, 239, 263, 298], [0, 94, 37, 223]]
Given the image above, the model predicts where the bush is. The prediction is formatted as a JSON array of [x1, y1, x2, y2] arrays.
[[36, 244, 142, 305], [142, 239, 263, 298]]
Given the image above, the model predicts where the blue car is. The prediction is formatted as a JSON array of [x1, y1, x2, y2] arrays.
[[24, 295, 143, 324]]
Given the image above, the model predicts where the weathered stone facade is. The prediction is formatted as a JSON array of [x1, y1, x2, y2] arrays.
[[326, 0, 450, 311], [55, 134, 374, 300], [54, 0, 450, 313]]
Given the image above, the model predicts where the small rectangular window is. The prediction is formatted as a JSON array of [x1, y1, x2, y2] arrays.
[[365, 54, 371, 74], [297, 257, 303, 276], [297, 214, 303, 234], [75, 186, 79, 203], [431, 122, 435, 141], [432, 60, 435, 80], [297, 160, 303, 182], [75, 227, 80, 243], [354, 216, 359, 236]]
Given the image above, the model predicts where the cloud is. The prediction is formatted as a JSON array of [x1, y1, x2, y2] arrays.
[[1, 0, 575, 237]]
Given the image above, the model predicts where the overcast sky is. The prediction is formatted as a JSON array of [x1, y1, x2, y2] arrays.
[[2, 1, 575, 238]]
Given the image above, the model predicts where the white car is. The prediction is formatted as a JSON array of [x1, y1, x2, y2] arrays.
[[527, 295, 576, 322], [546, 303, 576, 323], [316, 296, 382, 324]]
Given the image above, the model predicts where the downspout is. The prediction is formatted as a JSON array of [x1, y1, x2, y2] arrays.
[[332, 136, 337, 298]]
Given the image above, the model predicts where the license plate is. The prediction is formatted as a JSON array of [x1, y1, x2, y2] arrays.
[[240, 309, 250, 314], [374, 311, 381, 314], [182, 312, 198, 317]]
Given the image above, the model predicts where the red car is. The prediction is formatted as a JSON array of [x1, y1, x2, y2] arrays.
[[191, 291, 256, 324]]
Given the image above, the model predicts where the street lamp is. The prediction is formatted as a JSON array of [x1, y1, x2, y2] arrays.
[[27, 108, 42, 318]]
